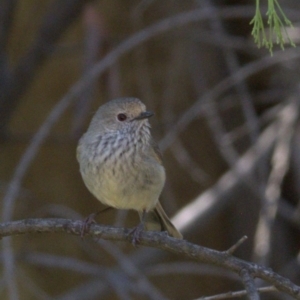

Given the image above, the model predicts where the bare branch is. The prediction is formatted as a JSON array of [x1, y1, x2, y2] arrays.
[[240, 269, 259, 300], [0, 218, 300, 299], [195, 286, 277, 300], [225, 236, 248, 256]]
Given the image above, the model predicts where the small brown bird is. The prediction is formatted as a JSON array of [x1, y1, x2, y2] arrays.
[[77, 97, 182, 242]]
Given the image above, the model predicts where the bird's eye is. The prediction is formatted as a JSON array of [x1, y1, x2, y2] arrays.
[[117, 113, 127, 121]]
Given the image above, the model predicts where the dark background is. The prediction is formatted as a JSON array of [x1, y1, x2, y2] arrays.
[[1, 0, 300, 299]]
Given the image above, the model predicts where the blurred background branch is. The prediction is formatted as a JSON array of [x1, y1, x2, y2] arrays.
[[1, 1, 300, 299], [0, 0, 93, 139]]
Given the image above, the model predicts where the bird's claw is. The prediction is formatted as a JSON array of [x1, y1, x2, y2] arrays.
[[80, 213, 97, 238], [128, 222, 144, 246]]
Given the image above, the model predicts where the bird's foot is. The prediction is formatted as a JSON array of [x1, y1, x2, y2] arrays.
[[128, 222, 144, 246], [80, 207, 113, 238], [80, 212, 98, 238]]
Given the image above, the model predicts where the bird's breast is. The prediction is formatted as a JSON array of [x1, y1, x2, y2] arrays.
[[79, 134, 165, 211]]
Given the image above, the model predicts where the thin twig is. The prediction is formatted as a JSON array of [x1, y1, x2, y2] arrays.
[[225, 236, 248, 256], [195, 286, 277, 300], [240, 269, 259, 300]]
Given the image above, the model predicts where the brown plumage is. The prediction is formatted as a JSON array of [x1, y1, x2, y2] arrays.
[[77, 97, 182, 241]]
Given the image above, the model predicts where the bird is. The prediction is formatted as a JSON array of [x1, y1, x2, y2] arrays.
[[77, 97, 182, 243]]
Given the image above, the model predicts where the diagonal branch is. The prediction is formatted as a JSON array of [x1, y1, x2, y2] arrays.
[[240, 268, 260, 300], [0, 218, 300, 299], [196, 286, 277, 300]]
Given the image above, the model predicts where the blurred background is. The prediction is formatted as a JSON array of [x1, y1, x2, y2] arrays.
[[1, 0, 300, 299]]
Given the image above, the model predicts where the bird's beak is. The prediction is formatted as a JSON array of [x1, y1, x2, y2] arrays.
[[133, 111, 154, 121]]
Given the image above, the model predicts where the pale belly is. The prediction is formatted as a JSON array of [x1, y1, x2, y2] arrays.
[[81, 159, 165, 212]]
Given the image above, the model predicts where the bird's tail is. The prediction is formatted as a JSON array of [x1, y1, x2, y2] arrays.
[[141, 202, 183, 239]]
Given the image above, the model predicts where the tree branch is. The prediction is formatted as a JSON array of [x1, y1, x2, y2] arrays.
[[0, 218, 300, 299], [197, 286, 277, 300], [240, 268, 259, 300]]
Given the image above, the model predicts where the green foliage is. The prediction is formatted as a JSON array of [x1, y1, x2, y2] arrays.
[[250, 0, 295, 55]]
